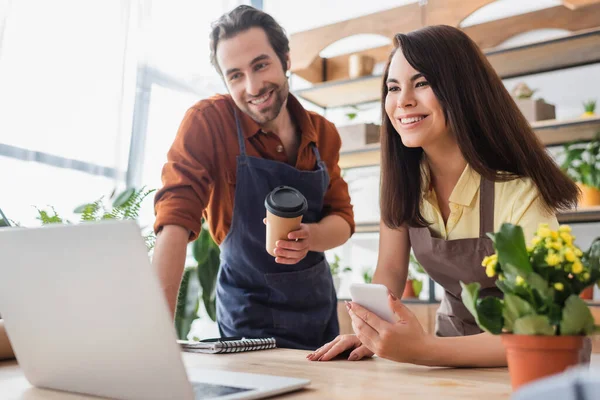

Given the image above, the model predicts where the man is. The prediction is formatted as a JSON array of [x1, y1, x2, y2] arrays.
[[152, 5, 354, 350]]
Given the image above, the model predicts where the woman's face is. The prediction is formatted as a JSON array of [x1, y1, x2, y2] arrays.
[[384, 50, 448, 149]]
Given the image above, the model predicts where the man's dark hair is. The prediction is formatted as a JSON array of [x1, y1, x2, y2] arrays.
[[209, 5, 290, 75]]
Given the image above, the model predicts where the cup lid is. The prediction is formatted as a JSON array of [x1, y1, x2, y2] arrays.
[[264, 186, 308, 218]]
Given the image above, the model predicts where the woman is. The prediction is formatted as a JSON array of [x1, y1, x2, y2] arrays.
[[308, 25, 581, 367]]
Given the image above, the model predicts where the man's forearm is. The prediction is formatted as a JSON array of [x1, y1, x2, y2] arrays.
[[419, 332, 507, 368], [0, 320, 14, 360], [152, 225, 190, 318], [307, 215, 352, 252]]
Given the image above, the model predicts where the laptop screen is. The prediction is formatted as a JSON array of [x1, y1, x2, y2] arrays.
[[0, 207, 10, 228]]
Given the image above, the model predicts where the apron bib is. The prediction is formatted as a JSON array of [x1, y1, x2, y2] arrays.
[[215, 109, 338, 350]]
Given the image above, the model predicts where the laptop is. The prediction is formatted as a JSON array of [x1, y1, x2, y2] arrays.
[[0, 220, 310, 400]]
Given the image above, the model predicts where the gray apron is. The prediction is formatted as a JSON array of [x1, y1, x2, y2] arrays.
[[408, 177, 591, 362]]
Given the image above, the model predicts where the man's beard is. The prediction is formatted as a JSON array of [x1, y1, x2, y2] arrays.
[[242, 80, 289, 126]]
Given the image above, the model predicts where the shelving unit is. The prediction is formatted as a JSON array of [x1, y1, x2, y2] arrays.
[[338, 116, 600, 169], [294, 28, 600, 109], [355, 206, 600, 234]]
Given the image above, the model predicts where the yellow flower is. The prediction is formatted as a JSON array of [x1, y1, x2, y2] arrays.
[[572, 261, 584, 275], [531, 236, 542, 246], [551, 231, 559, 240], [516, 276, 525, 286], [554, 282, 564, 291], [559, 225, 572, 233], [583, 272, 591, 281], [551, 242, 563, 251], [575, 248, 583, 257], [564, 248, 576, 263], [537, 226, 552, 238], [486, 264, 496, 278], [481, 256, 490, 267], [560, 232, 573, 246], [526, 245, 534, 253], [546, 253, 562, 267]]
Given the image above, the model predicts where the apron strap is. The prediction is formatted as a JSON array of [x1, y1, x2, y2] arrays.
[[232, 108, 247, 156], [311, 143, 323, 163], [479, 177, 495, 238]]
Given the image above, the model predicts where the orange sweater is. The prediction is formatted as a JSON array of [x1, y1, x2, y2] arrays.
[[154, 93, 355, 244]]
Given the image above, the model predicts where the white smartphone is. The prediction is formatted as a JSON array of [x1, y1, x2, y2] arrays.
[[349, 283, 396, 323]]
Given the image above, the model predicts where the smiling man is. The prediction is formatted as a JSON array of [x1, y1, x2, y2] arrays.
[[152, 5, 354, 350]]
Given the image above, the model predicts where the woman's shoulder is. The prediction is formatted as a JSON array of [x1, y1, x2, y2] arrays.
[[493, 174, 557, 237]]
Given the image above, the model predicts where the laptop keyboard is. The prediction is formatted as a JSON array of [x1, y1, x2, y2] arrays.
[[191, 381, 253, 399]]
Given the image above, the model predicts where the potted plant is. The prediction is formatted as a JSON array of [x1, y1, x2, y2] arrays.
[[559, 133, 600, 207], [403, 253, 425, 299], [329, 254, 352, 293], [511, 82, 555, 122], [362, 267, 374, 284], [582, 99, 596, 118], [461, 223, 600, 391]]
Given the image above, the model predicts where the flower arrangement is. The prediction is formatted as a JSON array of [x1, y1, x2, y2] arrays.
[[462, 223, 600, 336]]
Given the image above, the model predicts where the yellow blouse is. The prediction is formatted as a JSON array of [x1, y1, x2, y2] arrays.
[[421, 163, 558, 242]]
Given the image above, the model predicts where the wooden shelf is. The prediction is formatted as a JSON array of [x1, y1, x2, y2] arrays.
[[294, 29, 600, 109], [338, 117, 600, 168], [355, 207, 600, 231], [294, 75, 382, 109], [486, 28, 600, 79], [532, 116, 600, 146], [557, 206, 600, 223]]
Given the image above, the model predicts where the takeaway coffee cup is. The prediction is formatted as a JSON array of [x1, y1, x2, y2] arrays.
[[264, 186, 308, 257]]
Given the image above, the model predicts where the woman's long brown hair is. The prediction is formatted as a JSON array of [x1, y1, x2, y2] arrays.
[[380, 25, 579, 229]]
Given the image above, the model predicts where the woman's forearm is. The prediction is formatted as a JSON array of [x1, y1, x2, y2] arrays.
[[419, 332, 507, 368], [373, 267, 407, 301]]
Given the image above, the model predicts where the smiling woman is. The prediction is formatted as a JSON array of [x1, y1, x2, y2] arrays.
[[310, 25, 585, 369]]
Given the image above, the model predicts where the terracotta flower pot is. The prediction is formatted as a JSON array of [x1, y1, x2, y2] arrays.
[[580, 285, 594, 300], [403, 279, 416, 298], [502, 334, 584, 391], [577, 183, 600, 207]]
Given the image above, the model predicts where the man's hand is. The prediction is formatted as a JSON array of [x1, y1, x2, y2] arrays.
[[263, 219, 311, 264]]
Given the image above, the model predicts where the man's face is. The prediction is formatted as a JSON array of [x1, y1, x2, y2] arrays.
[[216, 27, 289, 126]]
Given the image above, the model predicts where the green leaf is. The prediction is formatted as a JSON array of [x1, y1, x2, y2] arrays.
[[174, 267, 200, 340], [528, 272, 553, 300], [412, 279, 423, 297], [192, 229, 212, 265], [513, 315, 555, 335], [112, 188, 136, 208], [503, 294, 535, 332], [477, 297, 504, 334], [460, 282, 503, 334], [560, 295, 595, 335], [493, 223, 532, 275], [197, 246, 220, 322], [460, 281, 480, 321], [73, 203, 91, 213]]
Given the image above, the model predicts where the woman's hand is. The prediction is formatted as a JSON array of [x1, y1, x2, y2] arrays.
[[348, 291, 431, 364], [306, 335, 374, 362]]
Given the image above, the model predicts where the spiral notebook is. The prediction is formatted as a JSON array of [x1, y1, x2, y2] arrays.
[[177, 337, 277, 354]]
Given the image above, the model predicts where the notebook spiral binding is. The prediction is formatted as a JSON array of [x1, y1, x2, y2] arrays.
[[219, 338, 276, 353]]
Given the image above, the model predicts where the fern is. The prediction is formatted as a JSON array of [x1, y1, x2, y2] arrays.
[[36, 207, 65, 225], [80, 199, 103, 221], [110, 187, 155, 220]]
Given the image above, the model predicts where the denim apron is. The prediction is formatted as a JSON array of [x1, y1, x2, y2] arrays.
[[215, 110, 339, 350]]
